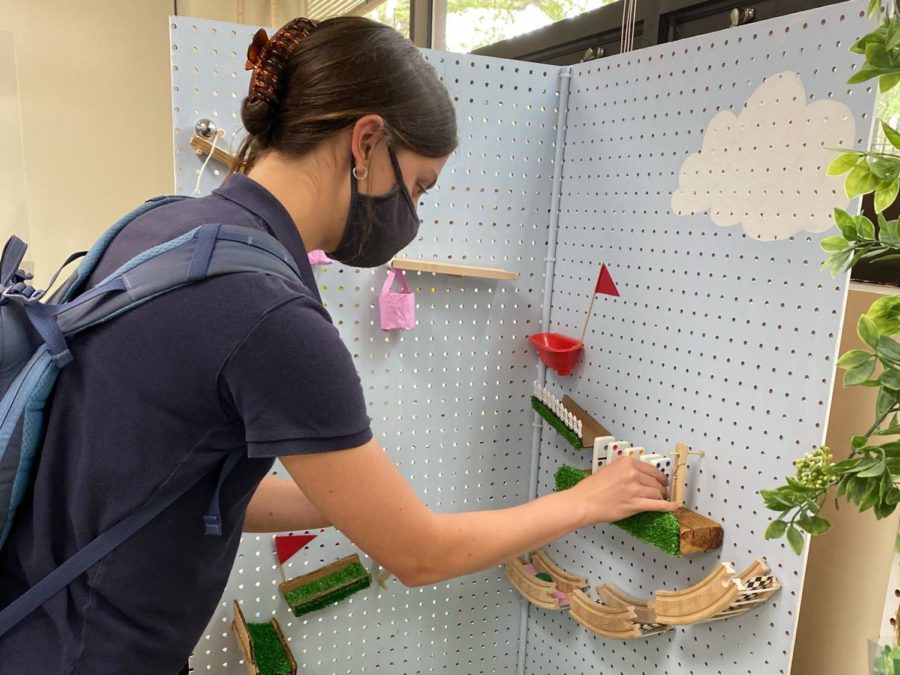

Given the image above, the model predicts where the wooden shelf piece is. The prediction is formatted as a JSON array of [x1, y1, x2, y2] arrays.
[[190, 134, 237, 168], [503, 557, 564, 610], [674, 507, 724, 555], [531, 549, 588, 595], [390, 257, 518, 281], [648, 562, 741, 625], [561, 395, 610, 448]]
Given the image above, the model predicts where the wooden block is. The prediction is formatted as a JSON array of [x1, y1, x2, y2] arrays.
[[674, 507, 724, 555], [561, 395, 610, 448], [391, 257, 518, 280], [190, 134, 236, 167]]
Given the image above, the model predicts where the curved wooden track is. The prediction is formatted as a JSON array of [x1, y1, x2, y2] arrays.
[[504, 557, 563, 611], [531, 550, 588, 594], [569, 589, 643, 639], [597, 582, 657, 625], [648, 562, 741, 625]]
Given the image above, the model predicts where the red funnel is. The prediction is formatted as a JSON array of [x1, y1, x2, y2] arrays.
[[529, 333, 583, 376]]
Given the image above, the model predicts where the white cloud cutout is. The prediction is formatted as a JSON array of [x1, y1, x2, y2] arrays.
[[671, 71, 855, 241]]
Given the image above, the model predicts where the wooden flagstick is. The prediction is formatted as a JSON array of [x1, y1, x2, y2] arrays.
[[579, 278, 599, 343]]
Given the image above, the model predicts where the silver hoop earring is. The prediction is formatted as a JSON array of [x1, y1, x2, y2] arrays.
[[352, 166, 369, 180]]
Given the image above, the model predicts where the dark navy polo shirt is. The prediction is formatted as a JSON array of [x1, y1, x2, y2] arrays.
[[0, 174, 372, 674]]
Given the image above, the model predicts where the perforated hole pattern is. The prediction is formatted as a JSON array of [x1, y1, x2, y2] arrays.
[[528, 3, 873, 675], [171, 2, 874, 673], [171, 18, 559, 674]]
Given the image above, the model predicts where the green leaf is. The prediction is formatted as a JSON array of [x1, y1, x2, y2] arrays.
[[765, 519, 788, 540], [821, 249, 853, 276], [856, 214, 877, 240], [875, 501, 897, 519], [846, 165, 881, 199], [868, 0, 880, 19], [858, 458, 887, 478], [785, 476, 819, 495], [838, 349, 877, 369], [876, 178, 900, 212], [832, 458, 862, 474], [883, 122, 900, 151], [847, 476, 867, 504], [881, 72, 900, 93], [882, 367, 900, 391], [877, 385, 899, 420], [796, 515, 832, 535], [851, 434, 869, 450], [844, 355, 877, 386], [760, 488, 795, 511], [859, 315, 881, 349], [877, 335, 900, 364], [827, 154, 862, 177], [867, 296, 900, 336], [786, 525, 804, 555], [820, 235, 850, 253], [875, 414, 900, 436], [880, 218, 900, 246], [833, 208, 856, 229], [859, 480, 881, 511], [867, 42, 892, 68], [848, 68, 884, 85]]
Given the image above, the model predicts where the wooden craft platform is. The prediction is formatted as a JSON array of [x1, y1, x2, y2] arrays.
[[231, 600, 297, 675], [561, 395, 610, 448]]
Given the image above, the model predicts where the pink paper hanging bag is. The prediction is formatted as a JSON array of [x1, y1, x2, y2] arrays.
[[379, 268, 416, 331]]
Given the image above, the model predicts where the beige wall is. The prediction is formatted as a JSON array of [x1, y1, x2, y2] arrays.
[[0, 0, 174, 281], [792, 285, 900, 675]]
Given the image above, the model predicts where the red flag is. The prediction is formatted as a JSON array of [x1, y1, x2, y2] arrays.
[[594, 264, 619, 297], [275, 534, 317, 565]]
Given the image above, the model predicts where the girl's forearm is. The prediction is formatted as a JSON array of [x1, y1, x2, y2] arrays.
[[405, 490, 586, 586]]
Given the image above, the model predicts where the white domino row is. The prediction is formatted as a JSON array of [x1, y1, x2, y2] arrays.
[[592, 436, 674, 481], [532, 382, 583, 438]]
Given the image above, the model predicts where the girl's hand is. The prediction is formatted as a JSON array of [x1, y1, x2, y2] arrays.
[[570, 457, 679, 526]]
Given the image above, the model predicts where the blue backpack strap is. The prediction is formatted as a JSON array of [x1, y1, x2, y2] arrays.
[[53, 223, 303, 337], [0, 237, 29, 286], [0, 452, 235, 639], [62, 195, 192, 302]]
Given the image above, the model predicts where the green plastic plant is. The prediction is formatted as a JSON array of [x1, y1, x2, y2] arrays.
[[763, 3, 900, 554]]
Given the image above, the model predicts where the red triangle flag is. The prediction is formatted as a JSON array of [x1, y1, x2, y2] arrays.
[[594, 264, 619, 297], [275, 534, 317, 565]]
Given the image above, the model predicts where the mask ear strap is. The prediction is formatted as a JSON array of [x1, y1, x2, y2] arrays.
[[387, 146, 417, 212]]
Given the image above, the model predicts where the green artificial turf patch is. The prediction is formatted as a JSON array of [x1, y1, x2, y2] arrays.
[[554, 465, 682, 557], [246, 621, 293, 675], [531, 397, 582, 450], [554, 465, 590, 491], [283, 562, 371, 617], [614, 511, 682, 558]]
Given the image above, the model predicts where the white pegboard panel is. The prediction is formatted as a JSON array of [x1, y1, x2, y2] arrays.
[[527, 3, 875, 675], [170, 17, 561, 674]]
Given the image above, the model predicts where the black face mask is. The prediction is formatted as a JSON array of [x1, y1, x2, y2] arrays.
[[327, 147, 420, 268]]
